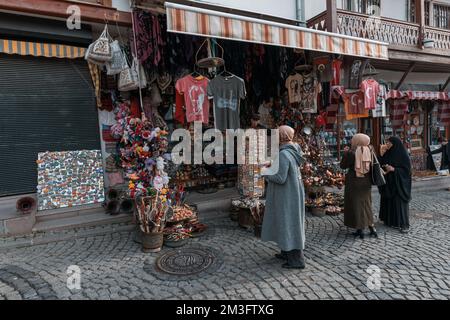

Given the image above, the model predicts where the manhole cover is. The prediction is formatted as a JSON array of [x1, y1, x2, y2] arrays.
[[156, 247, 216, 275]]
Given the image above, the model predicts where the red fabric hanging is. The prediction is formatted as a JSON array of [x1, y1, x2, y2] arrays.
[[130, 96, 141, 118], [175, 89, 186, 125], [331, 59, 343, 86]]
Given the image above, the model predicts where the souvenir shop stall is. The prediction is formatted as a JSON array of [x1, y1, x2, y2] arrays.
[[81, 1, 389, 246], [322, 56, 450, 177], [383, 90, 450, 175], [84, 22, 206, 252], [316, 59, 390, 162]]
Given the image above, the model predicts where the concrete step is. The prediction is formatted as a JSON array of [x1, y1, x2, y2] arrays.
[[32, 212, 132, 233], [35, 203, 104, 222], [199, 209, 230, 222], [0, 194, 36, 221], [186, 188, 238, 213], [412, 175, 450, 192], [0, 223, 135, 251]]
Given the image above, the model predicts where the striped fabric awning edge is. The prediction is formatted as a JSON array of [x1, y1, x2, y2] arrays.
[[0, 39, 86, 59], [165, 2, 389, 60], [387, 90, 449, 101]]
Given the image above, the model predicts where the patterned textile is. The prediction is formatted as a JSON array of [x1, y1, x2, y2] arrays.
[[132, 10, 164, 66], [389, 99, 409, 128], [387, 90, 449, 101], [437, 101, 450, 125], [88, 62, 102, 108]]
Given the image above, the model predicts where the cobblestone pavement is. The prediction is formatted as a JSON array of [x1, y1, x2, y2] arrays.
[[0, 190, 449, 300]]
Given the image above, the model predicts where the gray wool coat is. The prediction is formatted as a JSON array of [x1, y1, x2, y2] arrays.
[[261, 143, 306, 251]]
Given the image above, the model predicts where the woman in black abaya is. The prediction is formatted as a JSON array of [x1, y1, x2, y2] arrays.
[[379, 137, 412, 233]]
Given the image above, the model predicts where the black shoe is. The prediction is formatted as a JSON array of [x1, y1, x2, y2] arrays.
[[275, 251, 288, 260], [369, 226, 378, 238], [282, 262, 305, 269], [352, 229, 364, 239], [400, 227, 409, 234]]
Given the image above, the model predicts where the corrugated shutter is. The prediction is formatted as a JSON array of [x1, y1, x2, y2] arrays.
[[0, 54, 100, 196]]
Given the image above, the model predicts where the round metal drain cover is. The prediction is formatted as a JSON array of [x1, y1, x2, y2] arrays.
[[156, 247, 216, 275]]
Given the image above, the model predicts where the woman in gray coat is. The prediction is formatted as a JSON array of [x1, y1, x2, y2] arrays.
[[261, 125, 306, 269]]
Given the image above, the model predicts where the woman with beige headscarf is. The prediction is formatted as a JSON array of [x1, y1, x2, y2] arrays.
[[261, 125, 307, 269], [340, 133, 377, 239]]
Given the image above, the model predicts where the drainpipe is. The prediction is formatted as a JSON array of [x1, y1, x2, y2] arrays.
[[295, 0, 305, 26]]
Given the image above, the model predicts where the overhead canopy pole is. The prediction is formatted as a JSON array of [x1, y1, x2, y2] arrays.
[[165, 2, 389, 60]]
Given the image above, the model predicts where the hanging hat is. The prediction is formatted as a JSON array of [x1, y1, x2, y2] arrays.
[[196, 56, 224, 69], [157, 72, 172, 91]]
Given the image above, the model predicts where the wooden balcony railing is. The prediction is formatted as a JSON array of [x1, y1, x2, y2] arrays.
[[69, 0, 112, 6], [307, 9, 450, 56]]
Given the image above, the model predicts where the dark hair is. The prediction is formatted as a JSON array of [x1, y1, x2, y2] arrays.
[[251, 114, 261, 121]]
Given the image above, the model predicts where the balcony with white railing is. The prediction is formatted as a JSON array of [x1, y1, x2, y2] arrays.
[[307, 0, 450, 57], [68, 0, 112, 6]]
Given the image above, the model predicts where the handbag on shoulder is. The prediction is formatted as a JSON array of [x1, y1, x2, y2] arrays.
[[370, 146, 386, 186]]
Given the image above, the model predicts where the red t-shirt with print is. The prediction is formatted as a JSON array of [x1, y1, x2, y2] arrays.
[[360, 79, 380, 110]]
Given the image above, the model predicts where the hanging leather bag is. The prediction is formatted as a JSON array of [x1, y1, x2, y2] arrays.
[[370, 146, 386, 186]]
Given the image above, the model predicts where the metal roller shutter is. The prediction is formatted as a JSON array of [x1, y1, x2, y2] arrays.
[[0, 54, 100, 196]]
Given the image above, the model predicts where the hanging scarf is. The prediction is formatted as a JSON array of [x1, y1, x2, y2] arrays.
[[132, 10, 153, 64], [352, 133, 371, 177]]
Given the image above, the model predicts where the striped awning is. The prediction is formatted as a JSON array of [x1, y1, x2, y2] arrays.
[[387, 90, 449, 101], [165, 2, 389, 60], [0, 39, 86, 59]]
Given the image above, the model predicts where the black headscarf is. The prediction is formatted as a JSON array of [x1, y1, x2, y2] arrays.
[[379, 136, 412, 202], [380, 136, 411, 174]]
